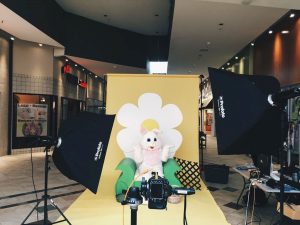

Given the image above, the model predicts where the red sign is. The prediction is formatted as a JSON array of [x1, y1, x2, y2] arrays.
[[79, 80, 87, 89], [62, 64, 71, 74]]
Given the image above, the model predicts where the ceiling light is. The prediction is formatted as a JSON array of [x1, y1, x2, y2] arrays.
[[268, 30, 273, 34], [65, 59, 68, 62], [290, 13, 295, 18], [75, 64, 78, 67], [221, 67, 225, 70], [82, 68, 85, 71], [10, 37, 15, 40], [235, 56, 238, 60], [38, 43, 43, 47], [281, 30, 289, 34], [227, 62, 230, 66], [95, 75, 98, 78], [206, 41, 211, 45], [251, 43, 254, 46]]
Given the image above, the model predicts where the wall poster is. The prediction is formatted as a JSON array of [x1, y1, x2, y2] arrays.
[[16, 103, 48, 137]]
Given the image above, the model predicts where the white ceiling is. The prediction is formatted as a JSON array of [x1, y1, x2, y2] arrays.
[[0, 3, 64, 48], [167, 0, 292, 76], [55, 0, 170, 35], [68, 55, 147, 76]]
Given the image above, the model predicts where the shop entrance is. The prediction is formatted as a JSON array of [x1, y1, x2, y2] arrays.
[[61, 97, 85, 121]]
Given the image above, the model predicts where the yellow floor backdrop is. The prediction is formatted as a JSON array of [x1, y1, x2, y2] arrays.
[[57, 74, 229, 225]]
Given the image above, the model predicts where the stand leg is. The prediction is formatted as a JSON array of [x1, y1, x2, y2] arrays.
[[49, 199, 72, 225], [21, 199, 43, 225], [236, 176, 247, 208]]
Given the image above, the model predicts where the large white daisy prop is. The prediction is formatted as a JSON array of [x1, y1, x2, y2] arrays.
[[116, 93, 183, 159]]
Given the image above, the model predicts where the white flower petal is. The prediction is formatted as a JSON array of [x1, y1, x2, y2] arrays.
[[117, 104, 140, 127], [157, 104, 183, 129], [138, 93, 162, 117], [116, 128, 141, 159], [161, 129, 182, 158]]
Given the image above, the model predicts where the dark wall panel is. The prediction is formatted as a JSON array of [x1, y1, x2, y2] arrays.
[[254, 18, 300, 86], [0, 0, 170, 68]]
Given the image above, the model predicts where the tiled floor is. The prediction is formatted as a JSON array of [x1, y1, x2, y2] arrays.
[[0, 136, 296, 225]]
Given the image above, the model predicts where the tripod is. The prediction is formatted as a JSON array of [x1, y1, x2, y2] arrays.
[[21, 143, 71, 225], [121, 187, 143, 225]]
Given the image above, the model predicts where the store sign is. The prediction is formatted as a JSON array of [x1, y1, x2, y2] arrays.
[[16, 104, 48, 137], [79, 80, 87, 89], [62, 64, 71, 74]]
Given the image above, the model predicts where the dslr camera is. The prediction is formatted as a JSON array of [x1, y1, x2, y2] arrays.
[[140, 172, 195, 209]]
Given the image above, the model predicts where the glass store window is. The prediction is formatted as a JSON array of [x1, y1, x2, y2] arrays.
[[61, 97, 85, 121], [13, 93, 57, 148], [86, 98, 105, 114]]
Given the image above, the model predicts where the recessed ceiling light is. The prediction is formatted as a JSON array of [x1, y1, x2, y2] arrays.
[[290, 13, 295, 18], [221, 67, 225, 70], [38, 43, 43, 47], [82, 68, 85, 71], [268, 30, 273, 34], [281, 30, 289, 34], [75, 64, 78, 67], [235, 56, 238, 60], [95, 75, 98, 78], [206, 41, 211, 45], [251, 42, 254, 46], [65, 59, 68, 62], [227, 62, 230, 66], [10, 37, 15, 40]]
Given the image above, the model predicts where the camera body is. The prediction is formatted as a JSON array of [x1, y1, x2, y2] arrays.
[[141, 173, 172, 209]]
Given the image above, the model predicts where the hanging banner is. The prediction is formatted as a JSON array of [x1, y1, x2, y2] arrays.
[[16, 104, 48, 137]]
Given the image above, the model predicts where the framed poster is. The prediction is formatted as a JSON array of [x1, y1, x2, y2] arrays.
[[16, 103, 48, 137]]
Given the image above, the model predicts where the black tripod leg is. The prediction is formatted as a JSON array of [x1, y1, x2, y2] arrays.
[[21, 199, 43, 224], [49, 199, 72, 225]]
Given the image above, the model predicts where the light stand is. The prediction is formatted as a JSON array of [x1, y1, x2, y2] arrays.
[[199, 74, 205, 172], [269, 87, 300, 225], [21, 140, 71, 225], [121, 187, 143, 225]]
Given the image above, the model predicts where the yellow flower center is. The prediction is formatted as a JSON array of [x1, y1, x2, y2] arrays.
[[141, 119, 159, 131]]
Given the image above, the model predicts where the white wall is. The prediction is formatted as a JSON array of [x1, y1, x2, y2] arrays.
[[12, 40, 54, 95]]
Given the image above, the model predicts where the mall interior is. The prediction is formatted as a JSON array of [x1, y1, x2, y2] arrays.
[[1, 1, 300, 225]]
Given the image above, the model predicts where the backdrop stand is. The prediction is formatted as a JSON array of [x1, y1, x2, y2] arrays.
[[21, 142, 71, 225], [199, 74, 205, 174]]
